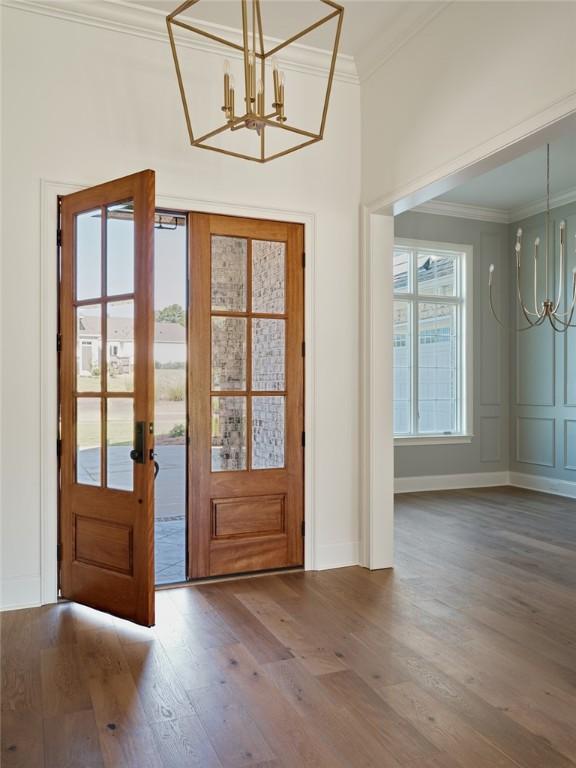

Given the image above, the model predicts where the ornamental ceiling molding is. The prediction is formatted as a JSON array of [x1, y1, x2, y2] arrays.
[[3, 0, 359, 84], [3, 0, 453, 84], [414, 186, 576, 225]]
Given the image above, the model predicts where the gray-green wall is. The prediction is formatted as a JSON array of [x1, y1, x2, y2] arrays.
[[510, 200, 576, 484], [393, 211, 510, 478]]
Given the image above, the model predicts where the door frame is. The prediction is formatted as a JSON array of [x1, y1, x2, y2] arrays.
[[40, 180, 317, 605]]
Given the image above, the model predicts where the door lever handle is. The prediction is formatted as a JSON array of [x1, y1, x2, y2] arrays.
[[150, 449, 160, 479]]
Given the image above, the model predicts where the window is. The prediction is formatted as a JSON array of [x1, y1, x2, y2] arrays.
[[393, 239, 473, 443]]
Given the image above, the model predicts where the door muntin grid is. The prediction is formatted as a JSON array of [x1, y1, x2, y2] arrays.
[[210, 235, 287, 472], [74, 201, 136, 491]]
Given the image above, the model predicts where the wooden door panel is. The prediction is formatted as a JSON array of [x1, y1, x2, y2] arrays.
[[210, 535, 290, 576], [59, 170, 156, 626], [212, 495, 286, 538], [189, 213, 304, 578], [74, 514, 133, 575]]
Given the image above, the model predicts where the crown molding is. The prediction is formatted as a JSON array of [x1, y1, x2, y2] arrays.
[[413, 200, 511, 224], [2, 0, 359, 84], [510, 186, 576, 223], [413, 185, 576, 225]]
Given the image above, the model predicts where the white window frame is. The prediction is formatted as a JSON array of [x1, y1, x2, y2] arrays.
[[393, 238, 473, 447]]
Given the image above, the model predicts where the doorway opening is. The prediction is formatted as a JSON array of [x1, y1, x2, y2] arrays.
[[153, 211, 188, 585]]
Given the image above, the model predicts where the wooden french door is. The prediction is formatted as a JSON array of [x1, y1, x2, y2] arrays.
[[189, 214, 304, 577], [59, 171, 156, 626]]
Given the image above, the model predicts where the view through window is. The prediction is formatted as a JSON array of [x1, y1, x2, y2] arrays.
[[393, 240, 471, 438]]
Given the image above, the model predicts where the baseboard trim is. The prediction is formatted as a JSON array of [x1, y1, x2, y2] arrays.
[[1, 576, 42, 611], [509, 472, 576, 500], [315, 540, 360, 571], [395, 472, 510, 494]]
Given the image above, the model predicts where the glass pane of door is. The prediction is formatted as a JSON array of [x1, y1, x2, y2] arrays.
[[107, 300, 134, 392], [252, 241, 285, 313], [76, 209, 101, 300], [76, 305, 101, 392], [76, 398, 101, 486], [107, 203, 135, 296], [252, 396, 285, 469], [211, 396, 247, 471], [107, 397, 134, 491]]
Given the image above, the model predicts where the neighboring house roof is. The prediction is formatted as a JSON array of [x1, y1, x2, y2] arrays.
[[77, 316, 185, 343]]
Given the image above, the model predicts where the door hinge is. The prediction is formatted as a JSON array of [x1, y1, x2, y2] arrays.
[[301, 341, 305, 357], [301, 431, 305, 448], [56, 332, 62, 352], [56, 437, 62, 458], [57, 543, 62, 562], [301, 520, 305, 537], [56, 228, 62, 248], [302, 252, 306, 268]]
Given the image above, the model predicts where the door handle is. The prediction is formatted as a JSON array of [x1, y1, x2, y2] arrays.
[[150, 449, 160, 479], [130, 421, 146, 464]]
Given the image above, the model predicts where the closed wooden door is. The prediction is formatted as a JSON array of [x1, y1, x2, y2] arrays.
[[59, 171, 156, 626], [189, 214, 304, 577]]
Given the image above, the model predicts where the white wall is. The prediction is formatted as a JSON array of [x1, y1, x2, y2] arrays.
[[362, 1, 576, 207], [0, 6, 362, 608]]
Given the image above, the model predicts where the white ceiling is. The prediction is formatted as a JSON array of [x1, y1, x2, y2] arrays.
[[122, 0, 444, 62], [437, 134, 576, 214]]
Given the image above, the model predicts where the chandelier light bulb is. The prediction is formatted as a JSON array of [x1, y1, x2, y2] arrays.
[[223, 59, 230, 75], [516, 227, 523, 239], [560, 220, 566, 230], [535, 237, 540, 246]]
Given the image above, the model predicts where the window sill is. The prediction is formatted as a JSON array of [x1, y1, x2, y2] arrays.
[[394, 435, 474, 447]]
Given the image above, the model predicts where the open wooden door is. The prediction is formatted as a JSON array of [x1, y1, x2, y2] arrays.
[[59, 171, 156, 626], [189, 214, 304, 577]]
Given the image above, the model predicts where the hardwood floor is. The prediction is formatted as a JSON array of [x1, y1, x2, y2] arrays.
[[3, 486, 576, 767]]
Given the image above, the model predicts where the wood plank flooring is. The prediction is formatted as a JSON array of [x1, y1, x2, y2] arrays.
[[3, 486, 576, 767]]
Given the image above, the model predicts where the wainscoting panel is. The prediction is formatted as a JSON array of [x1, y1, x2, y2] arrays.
[[516, 416, 556, 468], [480, 415, 501, 463], [564, 420, 576, 471]]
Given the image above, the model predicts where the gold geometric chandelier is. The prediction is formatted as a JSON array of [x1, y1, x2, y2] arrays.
[[166, 0, 344, 162], [489, 143, 576, 332]]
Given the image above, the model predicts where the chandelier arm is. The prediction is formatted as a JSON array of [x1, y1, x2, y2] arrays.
[[550, 292, 576, 329], [489, 278, 536, 332], [553, 273, 576, 318], [533, 238, 540, 315], [515, 249, 542, 320], [548, 315, 571, 333], [553, 223, 565, 313]]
